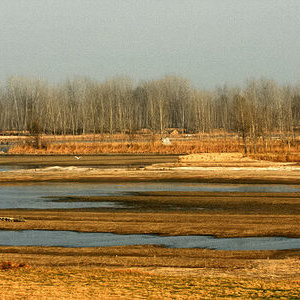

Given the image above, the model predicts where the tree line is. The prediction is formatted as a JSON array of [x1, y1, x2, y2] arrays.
[[0, 76, 299, 143]]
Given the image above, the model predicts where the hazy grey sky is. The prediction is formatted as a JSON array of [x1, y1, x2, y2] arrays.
[[1, 0, 299, 88]]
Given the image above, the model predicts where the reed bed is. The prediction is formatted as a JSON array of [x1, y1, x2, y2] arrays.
[[9, 140, 242, 155], [8, 136, 300, 162]]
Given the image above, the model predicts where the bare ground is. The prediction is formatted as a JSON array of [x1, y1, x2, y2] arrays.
[[0, 153, 299, 184]]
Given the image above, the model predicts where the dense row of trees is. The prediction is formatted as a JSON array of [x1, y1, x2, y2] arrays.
[[0, 76, 299, 142]]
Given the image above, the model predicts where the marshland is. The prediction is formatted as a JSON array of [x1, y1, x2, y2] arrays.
[[0, 133, 299, 298]]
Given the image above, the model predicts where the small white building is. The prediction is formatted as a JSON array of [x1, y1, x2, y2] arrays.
[[161, 137, 171, 145]]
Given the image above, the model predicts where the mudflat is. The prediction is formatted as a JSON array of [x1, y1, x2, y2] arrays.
[[0, 205, 299, 238], [0, 153, 178, 166], [0, 153, 300, 184]]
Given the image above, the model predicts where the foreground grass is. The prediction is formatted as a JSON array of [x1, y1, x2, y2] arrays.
[[0, 266, 299, 299]]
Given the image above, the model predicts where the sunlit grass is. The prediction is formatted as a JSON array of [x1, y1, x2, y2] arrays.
[[0, 266, 299, 299], [8, 135, 300, 162], [9, 135, 300, 161]]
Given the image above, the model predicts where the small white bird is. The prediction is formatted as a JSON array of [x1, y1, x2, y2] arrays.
[[74, 156, 81, 160]]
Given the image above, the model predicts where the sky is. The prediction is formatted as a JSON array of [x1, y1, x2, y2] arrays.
[[0, 0, 300, 88]]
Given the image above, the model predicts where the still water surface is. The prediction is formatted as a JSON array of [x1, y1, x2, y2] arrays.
[[0, 182, 299, 209], [0, 230, 299, 250]]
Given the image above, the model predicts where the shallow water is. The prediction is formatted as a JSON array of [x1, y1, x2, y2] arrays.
[[0, 165, 42, 172], [0, 182, 299, 209], [0, 230, 299, 250], [0, 165, 135, 172]]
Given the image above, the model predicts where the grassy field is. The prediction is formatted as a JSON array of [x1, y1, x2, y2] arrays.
[[1, 265, 299, 299]]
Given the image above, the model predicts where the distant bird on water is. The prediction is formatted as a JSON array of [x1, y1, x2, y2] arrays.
[[74, 156, 81, 160]]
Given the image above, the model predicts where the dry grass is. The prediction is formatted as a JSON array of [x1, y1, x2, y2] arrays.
[[0, 261, 30, 270], [251, 153, 300, 162], [0, 241, 299, 298], [0, 263, 299, 299], [8, 140, 243, 155], [8, 135, 300, 162]]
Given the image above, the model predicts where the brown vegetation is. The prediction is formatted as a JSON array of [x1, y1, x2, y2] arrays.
[[0, 261, 29, 270], [0, 264, 299, 299], [7, 136, 300, 162], [8, 139, 242, 155], [1, 190, 299, 237]]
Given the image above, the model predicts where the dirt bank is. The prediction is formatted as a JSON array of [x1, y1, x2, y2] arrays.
[[0, 154, 178, 167], [0, 155, 299, 184], [1, 205, 299, 237]]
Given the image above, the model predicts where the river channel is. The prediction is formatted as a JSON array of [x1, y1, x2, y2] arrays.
[[0, 230, 299, 250]]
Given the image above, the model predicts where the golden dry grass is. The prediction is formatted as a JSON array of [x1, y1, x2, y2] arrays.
[[0, 264, 299, 299], [8, 135, 300, 163], [4, 131, 300, 172], [0, 261, 30, 270], [8, 140, 242, 155]]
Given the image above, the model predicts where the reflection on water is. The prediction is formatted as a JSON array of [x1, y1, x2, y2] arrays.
[[0, 230, 299, 250], [0, 182, 299, 209], [0, 165, 42, 172]]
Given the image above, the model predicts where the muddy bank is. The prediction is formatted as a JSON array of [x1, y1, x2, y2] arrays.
[[48, 191, 300, 214], [0, 153, 299, 184], [1, 209, 299, 238], [0, 165, 299, 184], [0, 154, 178, 167]]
